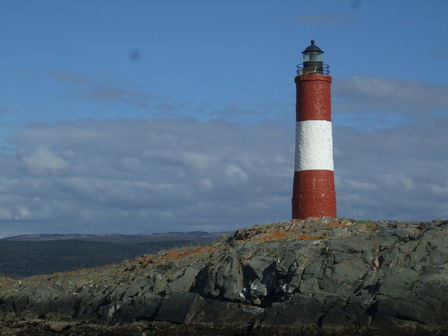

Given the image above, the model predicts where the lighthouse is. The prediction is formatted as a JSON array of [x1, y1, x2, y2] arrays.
[[292, 40, 337, 219]]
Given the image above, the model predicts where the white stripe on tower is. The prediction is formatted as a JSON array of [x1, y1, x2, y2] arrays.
[[295, 120, 334, 171]]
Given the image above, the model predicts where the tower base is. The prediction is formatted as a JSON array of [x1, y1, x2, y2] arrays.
[[292, 170, 336, 219]]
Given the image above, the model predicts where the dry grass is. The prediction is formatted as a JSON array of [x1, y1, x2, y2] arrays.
[[0, 277, 14, 288], [325, 221, 351, 227], [135, 245, 222, 266], [163, 246, 209, 259], [238, 230, 325, 242]]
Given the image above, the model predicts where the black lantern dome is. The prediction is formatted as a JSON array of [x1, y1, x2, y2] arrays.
[[302, 40, 323, 54], [297, 40, 329, 75]]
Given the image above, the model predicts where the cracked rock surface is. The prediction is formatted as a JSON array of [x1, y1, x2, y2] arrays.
[[1, 217, 448, 335]]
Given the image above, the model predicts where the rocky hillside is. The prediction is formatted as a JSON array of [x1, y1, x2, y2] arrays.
[[1, 217, 448, 335]]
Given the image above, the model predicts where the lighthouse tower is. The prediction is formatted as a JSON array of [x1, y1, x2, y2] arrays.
[[292, 40, 337, 219]]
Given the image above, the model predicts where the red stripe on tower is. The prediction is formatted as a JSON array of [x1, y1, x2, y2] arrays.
[[292, 40, 337, 220]]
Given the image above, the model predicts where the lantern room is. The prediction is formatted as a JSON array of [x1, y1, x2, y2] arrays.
[[297, 40, 330, 75]]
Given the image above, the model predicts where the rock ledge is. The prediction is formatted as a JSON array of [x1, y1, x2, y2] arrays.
[[1, 217, 448, 335]]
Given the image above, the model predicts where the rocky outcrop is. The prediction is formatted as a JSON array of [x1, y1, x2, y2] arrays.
[[0, 278, 14, 289], [1, 218, 448, 335]]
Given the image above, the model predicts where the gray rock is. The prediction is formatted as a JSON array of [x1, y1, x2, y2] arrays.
[[1, 217, 448, 335]]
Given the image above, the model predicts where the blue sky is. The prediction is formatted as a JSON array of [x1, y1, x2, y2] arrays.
[[0, 0, 447, 236]]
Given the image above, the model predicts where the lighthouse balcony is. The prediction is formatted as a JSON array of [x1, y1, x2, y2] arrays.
[[296, 64, 330, 75]]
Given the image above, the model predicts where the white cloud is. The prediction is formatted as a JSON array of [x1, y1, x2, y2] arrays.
[[429, 181, 448, 196], [380, 174, 414, 190], [1, 119, 293, 235], [225, 163, 248, 184], [0, 208, 12, 220], [20, 147, 68, 174], [199, 178, 213, 188], [180, 152, 211, 171], [333, 76, 448, 117], [0, 114, 446, 236], [341, 178, 379, 191]]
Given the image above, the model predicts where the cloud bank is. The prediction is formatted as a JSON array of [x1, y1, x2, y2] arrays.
[[0, 74, 446, 237], [0, 116, 446, 237]]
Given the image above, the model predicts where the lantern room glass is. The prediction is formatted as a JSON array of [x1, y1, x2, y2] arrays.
[[303, 52, 323, 63]]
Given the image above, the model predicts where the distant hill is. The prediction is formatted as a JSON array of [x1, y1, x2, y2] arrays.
[[3, 231, 223, 243], [0, 232, 228, 278]]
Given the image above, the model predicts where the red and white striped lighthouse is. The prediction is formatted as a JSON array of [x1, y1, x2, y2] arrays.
[[292, 40, 337, 219]]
